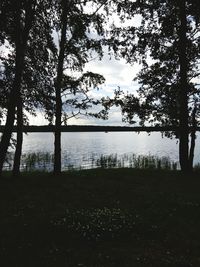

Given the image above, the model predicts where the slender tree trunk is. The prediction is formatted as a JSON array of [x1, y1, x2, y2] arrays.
[[178, 0, 190, 172], [189, 105, 196, 171], [0, 5, 23, 176], [54, 1, 68, 174], [0, 1, 34, 176], [13, 97, 23, 177]]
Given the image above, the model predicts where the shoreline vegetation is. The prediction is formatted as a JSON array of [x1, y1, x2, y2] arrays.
[[4, 152, 180, 172], [1, 168, 200, 266]]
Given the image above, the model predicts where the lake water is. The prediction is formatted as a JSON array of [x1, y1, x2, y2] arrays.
[[10, 131, 199, 170]]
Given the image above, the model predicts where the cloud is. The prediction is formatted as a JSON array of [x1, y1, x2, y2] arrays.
[[84, 51, 141, 88], [27, 112, 49, 125], [66, 104, 140, 127], [10, 10, 143, 126], [0, 41, 12, 58], [28, 54, 141, 126]]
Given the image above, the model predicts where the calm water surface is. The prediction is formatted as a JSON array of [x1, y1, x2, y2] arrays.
[[19, 132, 200, 169]]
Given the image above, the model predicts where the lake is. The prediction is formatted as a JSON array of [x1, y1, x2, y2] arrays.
[[8, 131, 198, 170]]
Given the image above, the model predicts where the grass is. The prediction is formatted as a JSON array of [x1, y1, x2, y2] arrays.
[[4, 152, 179, 171], [0, 168, 200, 266]]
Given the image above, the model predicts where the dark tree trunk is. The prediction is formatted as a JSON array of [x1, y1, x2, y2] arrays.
[[13, 97, 23, 177], [54, 1, 68, 174], [0, 1, 36, 176], [0, 5, 23, 175], [189, 106, 196, 171], [0, 2, 34, 176], [54, 84, 62, 174], [178, 0, 190, 172]]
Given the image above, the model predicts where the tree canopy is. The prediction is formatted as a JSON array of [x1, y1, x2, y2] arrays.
[[0, 0, 200, 173]]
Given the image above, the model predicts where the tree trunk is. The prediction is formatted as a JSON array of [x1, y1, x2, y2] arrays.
[[0, 2, 34, 176], [54, 1, 68, 174], [13, 97, 23, 177], [178, 0, 190, 172], [189, 105, 196, 171], [0, 5, 23, 175]]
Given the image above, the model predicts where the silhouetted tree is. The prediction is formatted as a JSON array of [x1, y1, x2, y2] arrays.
[[105, 0, 200, 171], [0, 0, 55, 175], [12, 97, 23, 176], [51, 0, 107, 174], [0, 0, 34, 175]]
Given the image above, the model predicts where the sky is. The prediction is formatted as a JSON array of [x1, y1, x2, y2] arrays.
[[29, 52, 141, 126], [1, 1, 200, 128], [0, 2, 144, 127], [29, 8, 142, 126]]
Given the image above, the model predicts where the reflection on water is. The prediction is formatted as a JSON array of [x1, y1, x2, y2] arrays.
[[5, 132, 200, 170]]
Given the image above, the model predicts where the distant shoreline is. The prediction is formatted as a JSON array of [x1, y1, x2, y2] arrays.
[[0, 125, 199, 132]]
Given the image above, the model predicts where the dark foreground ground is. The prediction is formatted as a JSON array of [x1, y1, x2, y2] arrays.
[[0, 169, 200, 267]]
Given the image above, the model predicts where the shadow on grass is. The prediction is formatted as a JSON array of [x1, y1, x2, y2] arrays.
[[0, 169, 200, 266]]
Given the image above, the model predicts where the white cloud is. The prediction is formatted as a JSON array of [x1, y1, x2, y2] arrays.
[[28, 112, 49, 125], [84, 51, 141, 88], [28, 53, 141, 126]]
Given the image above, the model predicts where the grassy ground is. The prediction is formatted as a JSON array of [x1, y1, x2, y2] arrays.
[[0, 168, 200, 266]]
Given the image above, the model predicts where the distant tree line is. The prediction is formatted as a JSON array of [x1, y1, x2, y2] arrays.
[[0, 0, 199, 175]]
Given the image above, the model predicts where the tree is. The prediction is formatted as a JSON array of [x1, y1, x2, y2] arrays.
[[105, 0, 200, 171], [51, 0, 107, 174], [0, 0, 37, 175], [0, 0, 55, 175], [1, 0, 107, 175]]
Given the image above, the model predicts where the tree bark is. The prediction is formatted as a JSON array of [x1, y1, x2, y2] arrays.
[[0, 4, 23, 175], [189, 105, 196, 171], [0, 1, 34, 176], [178, 0, 190, 172], [13, 97, 23, 177], [54, 1, 68, 174]]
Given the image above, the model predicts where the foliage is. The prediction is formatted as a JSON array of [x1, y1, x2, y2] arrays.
[[105, 0, 200, 129], [45, 0, 109, 125], [102, 0, 200, 171]]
